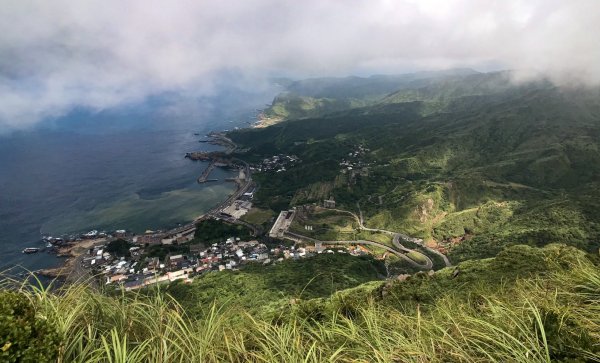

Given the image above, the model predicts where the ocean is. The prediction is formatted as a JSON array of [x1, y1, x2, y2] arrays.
[[0, 87, 275, 272]]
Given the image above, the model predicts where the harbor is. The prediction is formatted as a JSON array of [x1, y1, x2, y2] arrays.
[[28, 131, 255, 281], [185, 132, 244, 184]]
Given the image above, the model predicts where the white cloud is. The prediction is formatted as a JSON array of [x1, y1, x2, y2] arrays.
[[1, 0, 599, 130]]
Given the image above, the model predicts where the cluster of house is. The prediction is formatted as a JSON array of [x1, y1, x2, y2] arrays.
[[339, 145, 372, 185], [84, 234, 320, 291], [321, 245, 371, 257], [251, 154, 301, 173], [298, 241, 371, 258], [339, 145, 371, 175]]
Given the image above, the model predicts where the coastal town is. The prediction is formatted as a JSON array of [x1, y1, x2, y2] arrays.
[[29, 133, 443, 288], [28, 133, 371, 288], [36, 220, 370, 290], [252, 154, 301, 173], [83, 232, 308, 290]]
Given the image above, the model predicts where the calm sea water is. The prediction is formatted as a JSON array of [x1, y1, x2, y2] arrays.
[[0, 87, 274, 272]]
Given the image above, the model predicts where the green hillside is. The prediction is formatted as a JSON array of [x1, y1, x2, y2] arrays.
[[263, 92, 367, 121], [164, 253, 386, 318], [231, 74, 600, 262]]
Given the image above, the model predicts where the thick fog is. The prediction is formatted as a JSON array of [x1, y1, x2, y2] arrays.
[[1, 0, 599, 130]]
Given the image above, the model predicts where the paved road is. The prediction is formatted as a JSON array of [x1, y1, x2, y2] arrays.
[[69, 252, 97, 286], [319, 205, 452, 268], [284, 231, 432, 269], [355, 203, 452, 267], [403, 236, 452, 267], [54, 239, 109, 288], [191, 143, 264, 238], [332, 214, 435, 268]]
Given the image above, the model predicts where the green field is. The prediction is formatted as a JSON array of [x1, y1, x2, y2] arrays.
[[406, 250, 428, 264], [355, 230, 394, 246], [240, 207, 275, 226]]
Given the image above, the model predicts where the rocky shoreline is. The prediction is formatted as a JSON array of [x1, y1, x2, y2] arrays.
[[36, 238, 107, 279]]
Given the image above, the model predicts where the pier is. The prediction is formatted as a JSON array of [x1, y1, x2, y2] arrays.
[[197, 161, 217, 183]]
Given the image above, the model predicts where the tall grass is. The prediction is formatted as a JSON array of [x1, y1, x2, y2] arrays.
[[2, 257, 599, 362]]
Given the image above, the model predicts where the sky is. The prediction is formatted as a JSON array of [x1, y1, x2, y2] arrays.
[[1, 0, 599, 132]]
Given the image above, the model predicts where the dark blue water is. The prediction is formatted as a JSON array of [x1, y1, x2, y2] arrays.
[[0, 87, 276, 271]]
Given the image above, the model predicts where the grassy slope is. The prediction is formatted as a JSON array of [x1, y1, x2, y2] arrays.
[[264, 93, 368, 120], [164, 253, 386, 318], [3, 244, 599, 362]]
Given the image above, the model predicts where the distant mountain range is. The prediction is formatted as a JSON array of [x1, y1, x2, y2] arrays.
[[262, 69, 522, 121]]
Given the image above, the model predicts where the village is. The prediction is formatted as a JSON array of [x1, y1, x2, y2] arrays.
[[250, 154, 301, 173], [339, 144, 372, 178], [33, 140, 435, 287], [70, 221, 369, 291]]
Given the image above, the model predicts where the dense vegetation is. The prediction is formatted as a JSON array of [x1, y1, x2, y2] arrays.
[[0, 291, 60, 362], [144, 243, 190, 261], [240, 208, 275, 228], [193, 219, 253, 243], [104, 239, 133, 258], [230, 71, 600, 262], [1, 244, 599, 361]]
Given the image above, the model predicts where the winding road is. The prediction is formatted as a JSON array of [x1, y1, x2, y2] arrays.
[[284, 231, 432, 269], [291, 204, 452, 269], [355, 202, 452, 267]]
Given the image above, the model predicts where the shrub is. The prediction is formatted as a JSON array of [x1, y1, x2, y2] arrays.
[[0, 291, 60, 363]]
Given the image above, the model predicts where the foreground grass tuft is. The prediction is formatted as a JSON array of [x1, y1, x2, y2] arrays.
[[1, 246, 599, 362]]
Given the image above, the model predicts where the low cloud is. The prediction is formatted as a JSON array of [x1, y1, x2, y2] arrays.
[[1, 0, 599, 130]]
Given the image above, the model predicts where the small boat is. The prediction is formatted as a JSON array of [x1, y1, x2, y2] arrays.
[[22, 247, 40, 254]]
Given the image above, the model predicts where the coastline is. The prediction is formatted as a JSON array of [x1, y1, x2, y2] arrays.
[[36, 238, 107, 279], [34, 132, 252, 281]]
